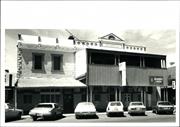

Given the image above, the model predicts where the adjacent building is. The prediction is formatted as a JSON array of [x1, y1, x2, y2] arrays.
[[15, 32, 171, 114]]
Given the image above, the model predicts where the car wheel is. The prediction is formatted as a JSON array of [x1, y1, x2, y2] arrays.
[[170, 111, 174, 114], [152, 110, 154, 113], [75, 115, 79, 119], [155, 110, 159, 114], [32, 116, 37, 121], [17, 112, 22, 120]]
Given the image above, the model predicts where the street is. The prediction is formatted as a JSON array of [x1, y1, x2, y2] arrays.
[[7, 111, 175, 123]]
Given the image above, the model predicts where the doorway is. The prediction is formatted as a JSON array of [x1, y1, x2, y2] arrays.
[[122, 93, 131, 110], [63, 89, 74, 113]]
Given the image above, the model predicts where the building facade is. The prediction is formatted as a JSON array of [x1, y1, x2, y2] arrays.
[[15, 33, 169, 114]]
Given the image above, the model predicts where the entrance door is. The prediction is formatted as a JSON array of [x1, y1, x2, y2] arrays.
[[63, 92, 74, 113]]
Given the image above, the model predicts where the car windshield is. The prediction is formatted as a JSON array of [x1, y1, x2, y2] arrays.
[[158, 102, 171, 105], [131, 102, 143, 106], [110, 102, 121, 106], [36, 104, 53, 108]]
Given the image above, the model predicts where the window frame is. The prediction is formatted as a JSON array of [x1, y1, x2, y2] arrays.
[[51, 54, 63, 72], [32, 53, 44, 71]]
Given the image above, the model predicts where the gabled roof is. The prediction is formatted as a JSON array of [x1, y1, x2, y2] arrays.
[[99, 33, 124, 41]]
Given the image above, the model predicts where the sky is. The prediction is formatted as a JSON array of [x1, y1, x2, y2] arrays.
[[2, 1, 179, 73], [5, 29, 176, 73]]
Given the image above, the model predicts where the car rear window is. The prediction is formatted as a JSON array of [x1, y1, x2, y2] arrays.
[[110, 102, 121, 106], [36, 104, 53, 108], [131, 102, 143, 106], [158, 102, 171, 105], [80, 102, 93, 106]]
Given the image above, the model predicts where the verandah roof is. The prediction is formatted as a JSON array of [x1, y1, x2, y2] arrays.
[[17, 77, 87, 88]]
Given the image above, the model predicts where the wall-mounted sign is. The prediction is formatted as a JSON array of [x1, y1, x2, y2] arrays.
[[119, 62, 126, 86], [149, 76, 163, 85], [172, 81, 176, 89]]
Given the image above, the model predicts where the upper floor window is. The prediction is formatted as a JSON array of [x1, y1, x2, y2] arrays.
[[32, 53, 44, 70], [51, 54, 63, 71]]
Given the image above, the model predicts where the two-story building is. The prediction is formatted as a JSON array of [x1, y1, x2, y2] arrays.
[[16, 32, 169, 114]]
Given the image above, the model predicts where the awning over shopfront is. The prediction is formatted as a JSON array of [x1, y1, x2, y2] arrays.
[[17, 77, 87, 88]]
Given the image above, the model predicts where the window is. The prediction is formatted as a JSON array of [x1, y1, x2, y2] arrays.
[[91, 53, 115, 65], [23, 95, 32, 104], [32, 53, 44, 70], [52, 54, 62, 71], [120, 55, 140, 67]]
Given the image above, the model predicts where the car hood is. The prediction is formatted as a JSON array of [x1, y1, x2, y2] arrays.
[[29, 107, 53, 114]]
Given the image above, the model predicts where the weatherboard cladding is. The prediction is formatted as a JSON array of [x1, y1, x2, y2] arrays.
[[88, 65, 168, 86]]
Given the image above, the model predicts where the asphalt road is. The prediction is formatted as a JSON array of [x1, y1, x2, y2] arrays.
[[7, 111, 175, 123]]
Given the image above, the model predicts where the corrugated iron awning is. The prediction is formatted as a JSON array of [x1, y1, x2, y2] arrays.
[[17, 77, 87, 88]]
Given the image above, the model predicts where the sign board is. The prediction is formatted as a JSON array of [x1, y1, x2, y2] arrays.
[[172, 81, 176, 89], [119, 62, 126, 86], [149, 76, 163, 85]]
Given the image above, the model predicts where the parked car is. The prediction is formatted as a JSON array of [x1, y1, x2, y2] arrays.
[[106, 101, 124, 117], [128, 102, 146, 115], [74, 102, 96, 119], [5, 103, 23, 122], [29, 103, 63, 121], [152, 101, 174, 114], [173, 105, 176, 114]]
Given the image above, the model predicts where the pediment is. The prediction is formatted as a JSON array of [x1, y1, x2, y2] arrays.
[[99, 33, 124, 41]]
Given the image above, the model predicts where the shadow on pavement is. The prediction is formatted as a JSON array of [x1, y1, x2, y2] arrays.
[[76, 115, 99, 119], [129, 113, 147, 116], [6, 118, 26, 122], [33, 115, 66, 121], [107, 114, 126, 117]]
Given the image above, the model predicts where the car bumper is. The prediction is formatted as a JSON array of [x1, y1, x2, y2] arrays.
[[75, 112, 96, 116], [157, 109, 174, 113], [128, 109, 145, 114], [107, 111, 124, 115], [29, 113, 52, 119]]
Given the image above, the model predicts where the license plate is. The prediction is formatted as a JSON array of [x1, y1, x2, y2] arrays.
[[114, 108, 118, 111]]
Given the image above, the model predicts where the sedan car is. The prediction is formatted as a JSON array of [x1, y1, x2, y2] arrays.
[[106, 101, 124, 117], [74, 102, 96, 119], [5, 103, 23, 122], [29, 103, 63, 121], [128, 102, 146, 115], [152, 101, 174, 114]]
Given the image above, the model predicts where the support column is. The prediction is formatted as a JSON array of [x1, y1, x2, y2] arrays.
[[166, 87, 168, 101], [141, 87, 144, 102], [86, 87, 89, 102], [144, 88, 146, 106], [115, 87, 118, 101], [90, 86, 93, 102], [14, 87, 17, 109], [163, 86, 166, 101], [119, 88, 121, 101]]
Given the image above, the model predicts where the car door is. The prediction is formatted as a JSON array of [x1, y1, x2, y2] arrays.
[[54, 104, 62, 116]]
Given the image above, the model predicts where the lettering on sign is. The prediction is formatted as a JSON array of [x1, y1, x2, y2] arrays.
[[149, 76, 163, 85]]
